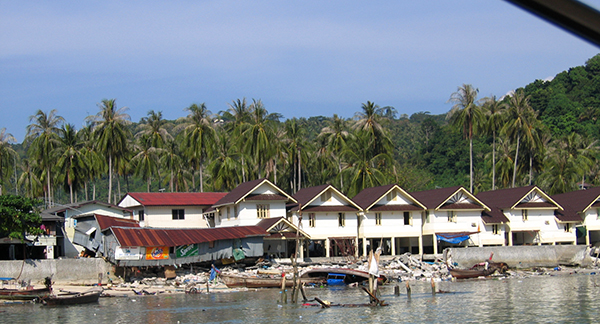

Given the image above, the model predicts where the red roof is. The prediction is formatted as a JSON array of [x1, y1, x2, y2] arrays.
[[95, 214, 140, 231], [213, 179, 295, 207], [124, 192, 228, 207], [352, 184, 396, 209], [110, 226, 267, 247]]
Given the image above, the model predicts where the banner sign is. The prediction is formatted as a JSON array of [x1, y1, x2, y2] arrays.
[[146, 246, 169, 260], [115, 246, 142, 260], [176, 244, 199, 258]]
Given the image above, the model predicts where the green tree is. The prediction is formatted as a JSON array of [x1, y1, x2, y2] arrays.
[[318, 114, 353, 189], [0, 195, 43, 240], [131, 135, 163, 192], [86, 99, 131, 203], [0, 128, 17, 196], [56, 124, 87, 203], [481, 95, 505, 190], [177, 103, 216, 192], [341, 132, 392, 197], [207, 131, 242, 191], [25, 109, 64, 207], [243, 99, 279, 179], [447, 84, 484, 192], [17, 159, 42, 199], [502, 89, 537, 188]]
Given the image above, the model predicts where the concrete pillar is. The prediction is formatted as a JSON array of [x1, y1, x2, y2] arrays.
[[418, 235, 423, 255], [391, 237, 396, 256], [433, 234, 438, 254], [299, 240, 305, 259], [325, 239, 330, 258], [508, 229, 513, 246], [363, 237, 368, 257], [586, 229, 590, 246]]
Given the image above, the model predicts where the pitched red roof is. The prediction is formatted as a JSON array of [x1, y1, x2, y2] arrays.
[[95, 214, 140, 231], [476, 186, 547, 209], [411, 186, 478, 210], [292, 184, 330, 207], [110, 226, 267, 247], [213, 179, 295, 207], [481, 208, 510, 224], [124, 192, 227, 207]]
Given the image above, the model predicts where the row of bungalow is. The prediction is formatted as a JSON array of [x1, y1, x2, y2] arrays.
[[13, 179, 600, 268]]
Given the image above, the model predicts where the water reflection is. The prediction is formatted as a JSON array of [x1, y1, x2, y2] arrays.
[[2, 274, 600, 323]]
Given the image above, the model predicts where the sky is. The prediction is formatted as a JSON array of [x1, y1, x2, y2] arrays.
[[2, 1, 600, 142]]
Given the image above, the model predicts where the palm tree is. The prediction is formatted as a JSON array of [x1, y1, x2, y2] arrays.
[[341, 132, 392, 196], [207, 130, 242, 191], [17, 158, 42, 199], [283, 119, 309, 193], [481, 95, 505, 190], [447, 84, 484, 193], [352, 101, 392, 156], [318, 114, 354, 189], [176, 103, 216, 192], [131, 135, 163, 192], [26, 109, 64, 206], [0, 128, 17, 196], [221, 98, 252, 182], [86, 99, 131, 203], [243, 99, 278, 179], [56, 124, 87, 203], [161, 138, 184, 192], [502, 89, 537, 188], [79, 124, 104, 201], [137, 110, 172, 149]]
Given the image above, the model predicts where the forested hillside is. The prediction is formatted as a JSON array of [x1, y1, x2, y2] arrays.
[[2, 54, 600, 206]]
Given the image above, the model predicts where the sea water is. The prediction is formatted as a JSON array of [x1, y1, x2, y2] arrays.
[[2, 273, 599, 323]]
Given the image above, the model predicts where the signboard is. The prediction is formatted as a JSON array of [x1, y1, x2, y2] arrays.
[[115, 246, 142, 260], [146, 246, 169, 260], [176, 244, 199, 258]]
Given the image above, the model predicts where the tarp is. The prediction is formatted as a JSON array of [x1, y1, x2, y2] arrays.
[[436, 233, 472, 244]]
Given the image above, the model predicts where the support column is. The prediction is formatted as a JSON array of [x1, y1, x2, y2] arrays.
[[433, 234, 438, 254], [325, 239, 331, 258], [586, 229, 590, 246], [508, 229, 513, 246], [362, 237, 367, 257], [299, 240, 305, 259], [391, 237, 396, 256], [418, 235, 423, 256]]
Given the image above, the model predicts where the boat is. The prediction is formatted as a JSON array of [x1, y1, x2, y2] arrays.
[[300, 267, 388, 285], [41, 289, 102, 306], [220, 274, 325, 288], [449, 262, 508, 279], [0, 287, 52, 300]]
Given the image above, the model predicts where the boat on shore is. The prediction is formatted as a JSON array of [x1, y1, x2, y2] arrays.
[[220, 274, 325, 288], [449, 262, 508, 279], [0, 287, 52, 301], [41, 289, 102, 306], [300, 267, 388, 285]]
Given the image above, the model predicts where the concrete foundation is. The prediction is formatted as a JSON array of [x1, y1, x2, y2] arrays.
[[446, 245, 594, 269], [0, 258, 112, 284]]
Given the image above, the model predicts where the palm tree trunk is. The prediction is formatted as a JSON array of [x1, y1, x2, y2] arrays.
[[47, 167, 52, 207], [200, 164, 204, 192], [69, 183, 73, 204], [469, 138, 473, 193], [529, 155, 533, 185], [339, 159, 343, 189], [492, 130, 496, 191], [241, 156, 246, 182], [512, 135, 520, 188], [147, 176, 150, 192], [108, 152, 113, 203], [297, 148, 301, 192], [170, 168, 174, 192]]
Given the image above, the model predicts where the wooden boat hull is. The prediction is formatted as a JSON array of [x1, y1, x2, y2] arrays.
[[449, 262, 509, 279], [42, 290, 102, 306], [220, 275, 324, 288], [0, 287, 51, 300], [300, 267, 388, 285]]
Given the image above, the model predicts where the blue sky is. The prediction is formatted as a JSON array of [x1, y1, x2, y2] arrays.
[[1, 1, 599, 142]]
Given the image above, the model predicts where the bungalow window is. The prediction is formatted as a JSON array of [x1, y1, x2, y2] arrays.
[[138, 210, 145, 221], [564, 223, 571, 233], [227, 207, 231, 220], [404, 211, 412, 225], [447, 211, 457, 223], [209, 241, 215, 249], [338, 213, 345, 227], [172, 209, 185, 220], [309, 213, 316, 227], [257, 204, 270, 218], [492, 224, 500, 235], [522, 209, 528, 221], [375, 213, 382, 226]]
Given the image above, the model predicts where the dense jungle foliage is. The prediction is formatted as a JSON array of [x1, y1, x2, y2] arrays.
[[2, 54, 600, 207]]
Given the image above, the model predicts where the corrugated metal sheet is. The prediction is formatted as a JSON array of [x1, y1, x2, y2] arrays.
[[96, 214, 140, 230], [111, 226, 267, 247], [125, 192, 228, 206]]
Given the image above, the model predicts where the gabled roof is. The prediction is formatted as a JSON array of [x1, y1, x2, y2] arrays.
[[41, 200, 131, 218], [109, 226, 267, 247], [481, 208, 510, 224], [476, 185, 562, 211], [552, 187, 600, 214], [288, 184, 361, 212], [120, 192, 227, 207], [212, 178, 296, 207], [256, 217, 310, 239], [95, 214, 140, 231], [410, 186, 490, 211], [353, 184, 426, 211]]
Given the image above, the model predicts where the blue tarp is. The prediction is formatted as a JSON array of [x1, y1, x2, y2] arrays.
[[436, 234, 470, 244]]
